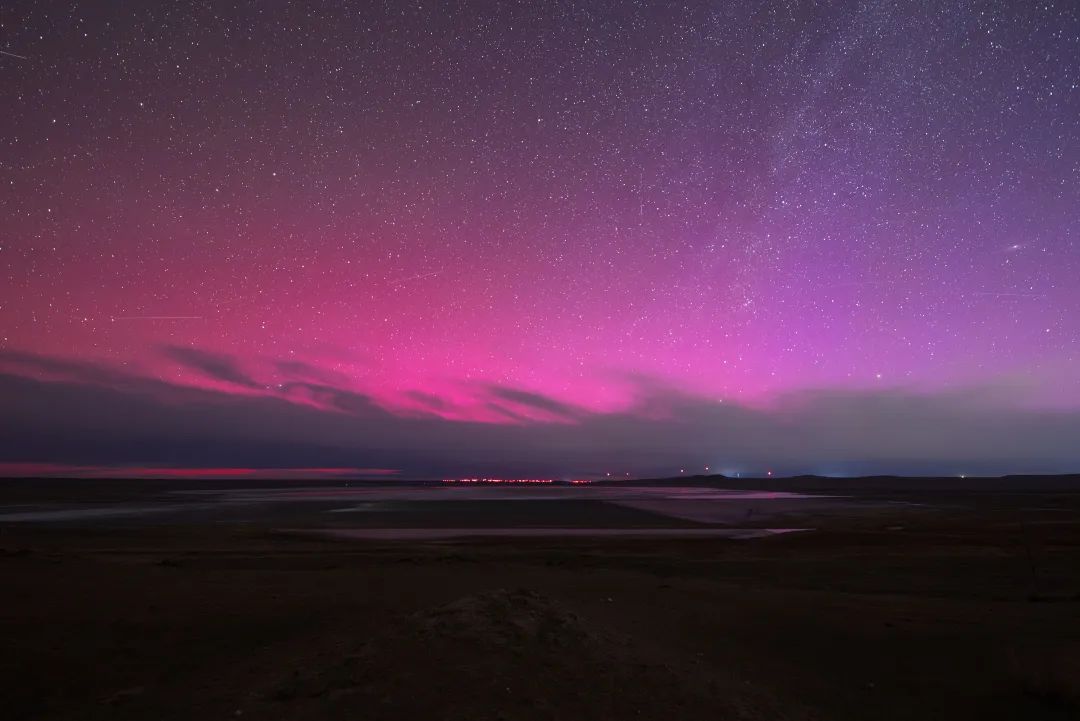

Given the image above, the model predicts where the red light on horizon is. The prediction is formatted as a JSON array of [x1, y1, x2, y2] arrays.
[[440, 478, 555, 484]]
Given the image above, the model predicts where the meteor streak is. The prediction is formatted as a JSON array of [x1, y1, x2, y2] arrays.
[[112, 316, 205, 321]]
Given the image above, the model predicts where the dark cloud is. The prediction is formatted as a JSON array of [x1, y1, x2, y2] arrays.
[[484, 386, 585, 421], [405, 391, 450, 412], [279, 381, 384, 417], [274, 359, 350, 386], [2, 349, 1079, 477], [162, 346, 262, 389], [0, 349, 155, 389]]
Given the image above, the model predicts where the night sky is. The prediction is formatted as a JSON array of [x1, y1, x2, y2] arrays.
[[2, 1, 1079, 477]]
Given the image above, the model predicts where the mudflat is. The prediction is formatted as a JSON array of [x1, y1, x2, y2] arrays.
[[3, 485, 1080, 720]]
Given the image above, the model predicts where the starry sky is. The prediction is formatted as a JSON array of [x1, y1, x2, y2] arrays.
[[2, 1, 1079, 477]]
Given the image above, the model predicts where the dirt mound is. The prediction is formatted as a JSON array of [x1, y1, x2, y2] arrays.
[[411, 588, 599, 649], [258, 588, 793, 721]]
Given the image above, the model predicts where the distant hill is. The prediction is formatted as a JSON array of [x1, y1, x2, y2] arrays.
[[592, 473, 1080, 493]]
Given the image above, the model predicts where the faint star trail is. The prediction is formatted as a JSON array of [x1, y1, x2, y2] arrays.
[[112, 316, 205, 321], [968, 292, 1047, 299], [388, 271, 441, 286]]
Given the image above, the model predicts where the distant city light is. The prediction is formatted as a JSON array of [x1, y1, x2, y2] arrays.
[[438, 477, 594, 485], [441, 478, 554, 484]]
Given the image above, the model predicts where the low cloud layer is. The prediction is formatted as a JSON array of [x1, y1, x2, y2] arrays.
[[1, 348, 1079, 477]]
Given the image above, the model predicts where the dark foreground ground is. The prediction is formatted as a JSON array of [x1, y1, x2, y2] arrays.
[[3, 489, 1080, 720]]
